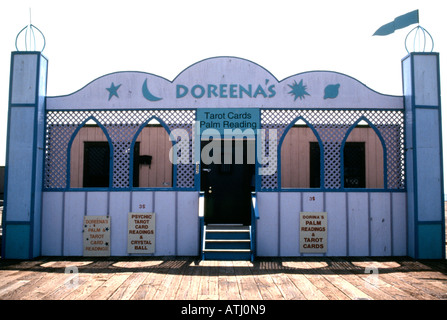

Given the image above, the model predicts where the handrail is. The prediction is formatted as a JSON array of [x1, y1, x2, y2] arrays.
[[199, 191, 205, 218], [199, 191, 205, 259], [251, 192, 259, 220], [250, 192, 259, 261]]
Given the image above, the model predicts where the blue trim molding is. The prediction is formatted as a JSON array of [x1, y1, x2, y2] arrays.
[[66, 116, 115, 189], [3, 54, 444, 260], [402, 52, 445, 259], [2, 52, 48, 259], [340, 117, 388, 189]]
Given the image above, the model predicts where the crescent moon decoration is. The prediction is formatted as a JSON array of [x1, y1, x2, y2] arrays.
[[142, 79, 163, 101]]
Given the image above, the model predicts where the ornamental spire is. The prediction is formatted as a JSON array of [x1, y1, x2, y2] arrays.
[[15, 8, 46, 52]]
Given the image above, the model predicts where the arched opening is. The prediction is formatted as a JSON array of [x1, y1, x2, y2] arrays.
[[280, 118, 322, 188], [342, 119, 384, 189], [69, 118, 112, 188], [131, 118, 173, 188]]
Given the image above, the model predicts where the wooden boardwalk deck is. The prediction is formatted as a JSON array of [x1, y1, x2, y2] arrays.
[[0, 256, 445, 301]]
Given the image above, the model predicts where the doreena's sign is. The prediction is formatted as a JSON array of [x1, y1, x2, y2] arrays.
[[83, 216, 110, 257], [300, 212, 327, 253], [176, 82, 276, 99], [46, 57, 404, 110]]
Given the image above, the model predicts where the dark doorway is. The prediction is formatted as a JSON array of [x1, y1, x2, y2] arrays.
[[309, 142, 321, 188], [343, 142, 366, 188], [201, 139, 255, 225], [83, 142, 110, 188]]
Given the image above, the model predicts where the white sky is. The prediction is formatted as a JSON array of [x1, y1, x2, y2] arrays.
[[0, 0, 446, 186]]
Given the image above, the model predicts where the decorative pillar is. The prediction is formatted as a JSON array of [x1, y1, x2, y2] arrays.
[[2, 51, 48, 259], [402, 52, 445, 259]]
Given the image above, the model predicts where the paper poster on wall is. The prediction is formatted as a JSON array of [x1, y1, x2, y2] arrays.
[[300, 212, 327, 253], [127, 212, 155, 254], [83, 216, 110, 256]]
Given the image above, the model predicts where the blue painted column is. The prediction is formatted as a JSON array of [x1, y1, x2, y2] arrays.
[[2, 52, 48, 259], [402, 52, 445, 259]]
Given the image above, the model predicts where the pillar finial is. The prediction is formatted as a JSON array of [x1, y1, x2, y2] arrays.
[[15, 8, 46, 52], [405, 25, 434, 54]]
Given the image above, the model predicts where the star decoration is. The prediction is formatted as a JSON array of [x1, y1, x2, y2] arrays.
[[106, 82, 121, 101], [288, 79, 310, 101]]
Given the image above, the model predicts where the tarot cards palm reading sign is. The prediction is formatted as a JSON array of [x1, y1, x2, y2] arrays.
[[127, 213, 155, 254], [300, 212, 327, 253]]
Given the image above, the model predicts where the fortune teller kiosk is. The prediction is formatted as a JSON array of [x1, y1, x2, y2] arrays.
[[2, 24, 445, 261]]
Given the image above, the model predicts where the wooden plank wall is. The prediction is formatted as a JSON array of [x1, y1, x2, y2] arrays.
[[256, 191, 407, 257], [135, 126, 173, 188], [41, 190, 407, 258], [70, 126, 172, 188], [41, 191, 199, 257], [281, 127, 384, 188]]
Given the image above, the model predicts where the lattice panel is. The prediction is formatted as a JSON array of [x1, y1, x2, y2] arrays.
[[45, 108, 404, 191], [44, 109, 195, 189], [260, 109, 405, 190]]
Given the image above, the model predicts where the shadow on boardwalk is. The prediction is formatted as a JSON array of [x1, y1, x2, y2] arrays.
[[0, 256, 446, 276], [0, 255, 446, 301]]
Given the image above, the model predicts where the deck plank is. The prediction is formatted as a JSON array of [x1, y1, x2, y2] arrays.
[[129, 270, 162, 300], [260, 260, 306, 300], [0, 271, 47, 300], [0, 256, 445, 301], [388, 261, 447, 300], [108, 272, 150, 300], [62, 273, 112, 300], [319, 258, 373, 300], [130, 260, 177, 300], [330, 258, 398, 300], [197, 259, 220, 300], [251, 260, 290, 300], [218, 261, 242, 300], [152, 259, 189, 300], [86, 273, 132, 300], [233, 260, 264, 300], [347, 258, 419, 300], [174, 260, 203, 300], [282, 260, 329, 300], [295, 260, 350, 300]]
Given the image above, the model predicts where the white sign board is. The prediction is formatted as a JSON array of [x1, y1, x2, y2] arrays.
[[46, 58, 404, 111], [127, 212, 155, 254], [300, 212, 327, 253], [83, 216, 110, 256]]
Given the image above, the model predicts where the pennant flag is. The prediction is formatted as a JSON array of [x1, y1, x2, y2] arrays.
[[373, 10, 419, 36]]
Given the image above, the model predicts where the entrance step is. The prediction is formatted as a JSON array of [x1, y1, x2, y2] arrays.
[[202, 224, 252, 260]]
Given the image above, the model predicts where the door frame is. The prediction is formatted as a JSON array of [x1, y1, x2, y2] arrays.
[[200, 138, 256, 225]]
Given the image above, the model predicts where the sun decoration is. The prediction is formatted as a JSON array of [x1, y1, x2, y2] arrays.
[[288, 79, 310, 101]]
